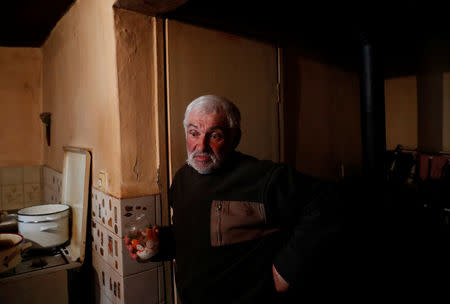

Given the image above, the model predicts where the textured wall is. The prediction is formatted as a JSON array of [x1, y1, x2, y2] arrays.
[[42, 0, 122, 197], [114, 9, 159, 197], [417, 72, 443, 152], [0, 47, 43, 167], [443, 73, 450, 152], [284, 49, 362, 180], [384, 76, 418, 150]]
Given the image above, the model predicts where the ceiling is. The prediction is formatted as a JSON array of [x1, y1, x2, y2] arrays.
[[164, 1, 450, 77], [0, 0, 75, 47], [1, 0, 449, 77]]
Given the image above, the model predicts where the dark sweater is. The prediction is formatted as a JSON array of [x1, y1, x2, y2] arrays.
[[159, 152, 342, 303]]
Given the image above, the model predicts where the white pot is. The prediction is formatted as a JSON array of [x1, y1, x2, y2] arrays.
[[17, 204, 70, 249]]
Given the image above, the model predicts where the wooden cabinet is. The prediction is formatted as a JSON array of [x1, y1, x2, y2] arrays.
[[165, 19, 280, 180]]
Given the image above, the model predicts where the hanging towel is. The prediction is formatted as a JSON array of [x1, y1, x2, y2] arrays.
[[430, 156, 449, 179], [419, 153, 430, 181]]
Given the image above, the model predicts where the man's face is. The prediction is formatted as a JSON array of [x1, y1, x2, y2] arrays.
[[185, 108, 233, 174]]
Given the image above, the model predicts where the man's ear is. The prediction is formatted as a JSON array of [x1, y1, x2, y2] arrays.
[[232, 129, 241, 149]]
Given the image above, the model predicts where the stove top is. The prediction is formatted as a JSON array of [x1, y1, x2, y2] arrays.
[[0, 245, 69, 279]]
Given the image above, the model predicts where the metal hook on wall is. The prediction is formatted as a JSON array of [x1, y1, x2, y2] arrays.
[[40, 112, 51, 146]]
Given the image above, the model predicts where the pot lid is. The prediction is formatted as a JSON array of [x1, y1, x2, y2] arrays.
[[18, 203, 69, 216], [61, 146, 91, 263]]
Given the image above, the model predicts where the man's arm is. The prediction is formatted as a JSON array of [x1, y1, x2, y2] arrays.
[[265, 165, 343, 291]]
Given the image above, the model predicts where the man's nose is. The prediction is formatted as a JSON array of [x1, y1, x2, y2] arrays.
[[198, 135, 208, 152]]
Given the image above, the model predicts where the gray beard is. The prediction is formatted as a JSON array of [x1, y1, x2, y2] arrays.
[[186, 151, 221, 174]]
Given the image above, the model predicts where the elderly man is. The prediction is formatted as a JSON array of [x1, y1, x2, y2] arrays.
[[128, 95, 345, 303]]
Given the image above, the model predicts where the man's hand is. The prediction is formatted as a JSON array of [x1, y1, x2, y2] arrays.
[[272, 264, 289, 293]]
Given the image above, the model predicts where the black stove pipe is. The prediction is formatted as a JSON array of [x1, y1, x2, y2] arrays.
[[359, 33, 387, 183]]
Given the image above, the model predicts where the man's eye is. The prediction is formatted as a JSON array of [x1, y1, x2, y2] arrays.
[[210, 133, 223, 140], [189, 131, 199, 137]]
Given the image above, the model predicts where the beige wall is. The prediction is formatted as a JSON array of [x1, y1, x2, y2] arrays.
[[284, 48, 362, 180], [384, 76, 418, 150], [417, 72, 443, 152], [165, 20, 279, 179], [42, 1, 160, 198], [114, 9, 160, 197], [443, 73, 450, 152], [0, 47, 43, 167], [42, 0, 122, 197]]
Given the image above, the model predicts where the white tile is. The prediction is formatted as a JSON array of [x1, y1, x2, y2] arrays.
[[92, 189, 158, 239], [92, 249, 120, 303], [23, 166, 42, 183], [24, 183, 42, 206], [92, 189, 111, 228], [43, 185, 59, 203], [92, 246, 160, 304], [92, 218, 161, 277], [117, 195, 157, 238], [2, 184, 24, 210], [91, 188, 100, 220], [42, 166, 61, 191], [94, 284, 115, 304], [43, 166, 52, 187], [124, 267, 159, 304], [44, 185, 52, 203], [1, 167, 23, 185]]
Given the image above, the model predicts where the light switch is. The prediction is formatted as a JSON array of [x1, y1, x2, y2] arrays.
[[98, 171, 107, 191]]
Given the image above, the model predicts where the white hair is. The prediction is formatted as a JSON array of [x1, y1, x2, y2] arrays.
[[183, 95, 241, 132]]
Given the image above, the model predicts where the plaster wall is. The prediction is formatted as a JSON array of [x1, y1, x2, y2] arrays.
[[443, 73, 450, 152], [284, 49, 362, 180], [114, 9, 159, 197], [0, 47, 43, 167], [384, 76, 418, 150], [417, 72, 443, 152], [42, 0, 122, 197]]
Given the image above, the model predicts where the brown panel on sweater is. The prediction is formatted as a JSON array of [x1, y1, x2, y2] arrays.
[[210, 200, 279, 247]]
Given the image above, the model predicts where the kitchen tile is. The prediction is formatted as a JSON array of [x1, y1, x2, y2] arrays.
[[98, 291, 114, 304], [44, 185, 52, 203], [44, 185, 59, 203], [24, 183, 42, 206], [52, 170, 62, 187], [92, 249, 124, 303], [24, 200, 40, 208], [43, 166, 52, 187], [56, 181, 62, 200], [125, 267, 159, 304], [93, 287, 110, 304], [2, 184, 24, 210], [23, 166, 42, 183], [117, 195, 156, 238], [1, 167, 23, 185], [91, 190, 157, 238], [93, 248, 160, 304], [92, 218, 160, 277], [43, 166, 61, 191]]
